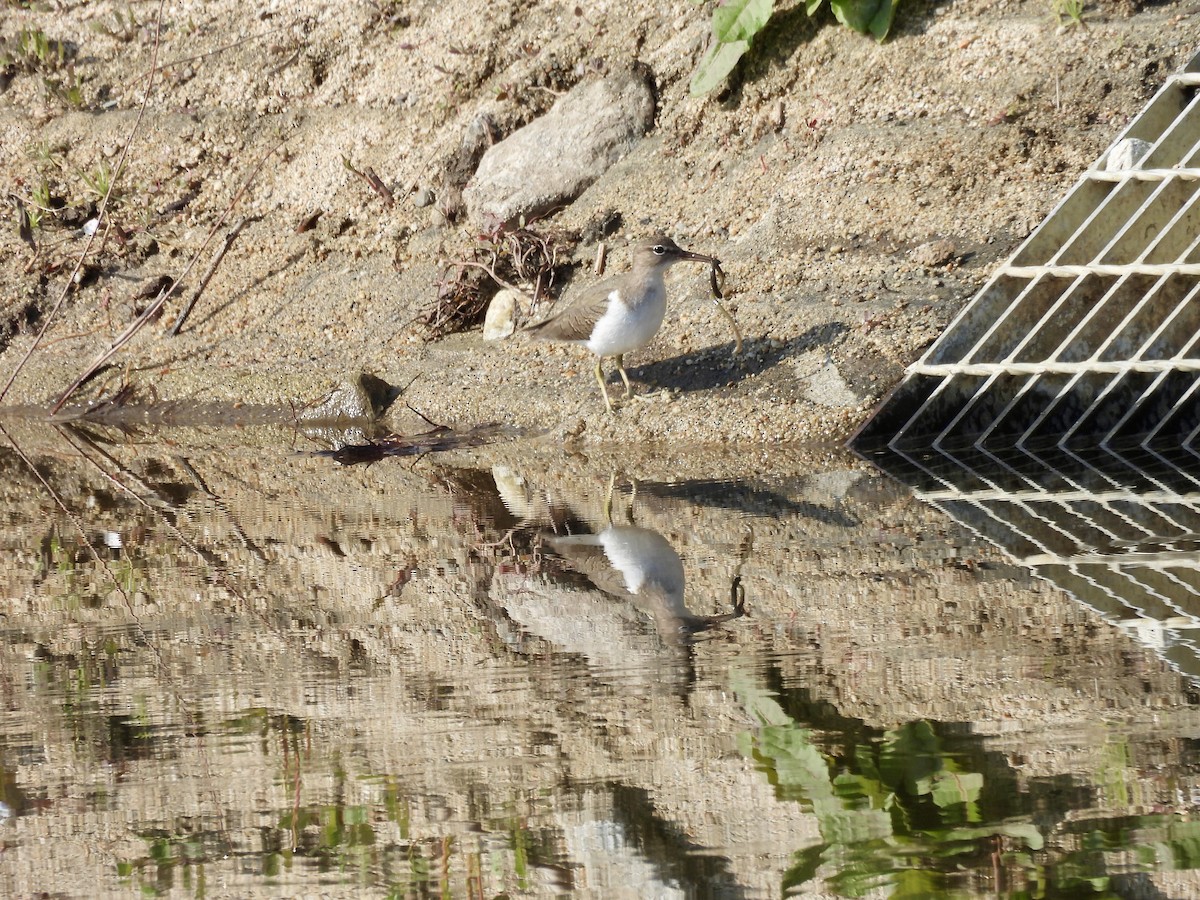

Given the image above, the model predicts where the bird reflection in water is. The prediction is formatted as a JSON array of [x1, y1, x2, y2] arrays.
[[491, 471, 747, 692]]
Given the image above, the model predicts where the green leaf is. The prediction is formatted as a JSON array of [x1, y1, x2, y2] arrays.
[[727, 669, 794, 727], [998, 822, 1045, 851], [930, 771, 983, 809], [712, 0, 774, 42], [689, 0, 775, 96], [690, 39, 752, 96], [829, 0, 901, 39]]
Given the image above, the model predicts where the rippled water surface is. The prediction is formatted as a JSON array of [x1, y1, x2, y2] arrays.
[[3, 422, 1200, 898]]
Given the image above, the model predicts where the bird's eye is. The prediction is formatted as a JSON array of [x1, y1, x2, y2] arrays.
[[652, 244, 667, 255]]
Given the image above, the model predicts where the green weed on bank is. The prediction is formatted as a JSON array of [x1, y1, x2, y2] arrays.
[[691, 0, 903, 95]]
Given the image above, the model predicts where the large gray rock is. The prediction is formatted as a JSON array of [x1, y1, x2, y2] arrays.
[[464, 69, 655, 230]]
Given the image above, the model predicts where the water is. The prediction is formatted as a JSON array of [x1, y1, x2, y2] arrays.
[[2, 422, 1200, 898]]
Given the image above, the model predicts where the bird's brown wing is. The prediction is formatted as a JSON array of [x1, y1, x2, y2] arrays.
[[526, 280, 618, 343], [544, 534, 636, 601]]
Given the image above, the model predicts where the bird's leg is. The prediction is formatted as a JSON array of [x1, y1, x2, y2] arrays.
[[615, 354, 634, 399], [593, 357, 615, 413], [603, 473, 615, 524]]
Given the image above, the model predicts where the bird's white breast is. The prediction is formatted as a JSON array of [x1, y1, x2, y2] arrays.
[[586, 280, 667, 357], [598, 526, 685, 604]]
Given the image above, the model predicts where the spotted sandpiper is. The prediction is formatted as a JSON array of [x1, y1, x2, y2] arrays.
[[525, 234, 717, 412]]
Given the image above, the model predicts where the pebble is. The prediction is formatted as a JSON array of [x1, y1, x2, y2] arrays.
[[1105, 138, 1154, 172], [483, 289, 521, 341], [909, 239, 957, 268]]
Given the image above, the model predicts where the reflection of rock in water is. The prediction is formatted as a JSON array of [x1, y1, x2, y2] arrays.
[[447, 466, 746, 693], [554, 785, 738, 897]]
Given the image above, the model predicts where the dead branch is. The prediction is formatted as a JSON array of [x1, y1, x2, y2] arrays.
[[169, 215, 258, 335], [51, 139, 284, 414], [0, 423, 133, 607], [0, 0, 168, 405], [342, 156, 395, 207]]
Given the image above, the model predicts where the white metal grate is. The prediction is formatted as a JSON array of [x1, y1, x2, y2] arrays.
[[853, 49, 1200, 677], [854, 48, 1200, 455]]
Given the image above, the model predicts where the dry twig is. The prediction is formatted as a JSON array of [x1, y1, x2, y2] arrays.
[[0, 423, 133, 607], [420, 224, 571, 339], [51, 139, 284, 413], [342, 156, 395, 207], [169, 214, 258, 335], [0, 0, 169, 405]]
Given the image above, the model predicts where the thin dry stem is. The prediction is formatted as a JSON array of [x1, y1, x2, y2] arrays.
[[51, 139, 284, 414], [0, 0, 168, 405], [169, 214, 258, 335], [0, 423, 132, 607]]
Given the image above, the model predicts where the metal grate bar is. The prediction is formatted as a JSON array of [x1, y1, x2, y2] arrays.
[[1041, 564, 1147, 620], [1006, 264, 1200, 277], [914, 360, 1200, 376], [1024, 553, 1200, 569], [920, 486, 1200, 504], [849, 49, 1200, 679], [1087, 169, 1200, 183], [961, 444, 1164, 544], [1135, 86, 1200, 170]]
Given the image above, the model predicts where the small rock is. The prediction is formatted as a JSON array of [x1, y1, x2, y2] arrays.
[[483, 289, 521, 340], [909, 238, 957, 268], [438, 114, 497, 222], [301, 372, 403, 421], [1105, 137, 1154, 171], [579, 207, 623, 244], [798, 353, 862, 408], [464, 68, 656, 229], [412, 187, 434, 208]]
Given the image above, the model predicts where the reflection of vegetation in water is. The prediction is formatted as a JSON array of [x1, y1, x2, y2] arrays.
[[734, 676, 1118, 900], [729, 672, 1200, 897], [117, 834, 213, 897], [113, 710, 551, 896], [119, 795, 546, 897], [38, 532, 87, 610], [36, 525, 150, 609], [1050, 813, 1200, 895]]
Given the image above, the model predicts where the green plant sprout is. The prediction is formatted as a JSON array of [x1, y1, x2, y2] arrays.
[[15, 28, 68, 71], [81, 160, 115, 201], [89, 5, 144, 42], [1052, 0, 1086, 25], [26, 139, 69, 171], [690, 0, 903, 95], [31, 180, 52, 210], [43, 68, 86, 109], [21, 179, 55, 231]]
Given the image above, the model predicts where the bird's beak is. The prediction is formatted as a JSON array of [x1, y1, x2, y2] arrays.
[[677, 249, 718, 265]]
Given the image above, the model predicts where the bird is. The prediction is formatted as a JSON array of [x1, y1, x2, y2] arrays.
[[491, 473, 746, 694], [525, 234, 717, 412], [543, 524, 745, 644]]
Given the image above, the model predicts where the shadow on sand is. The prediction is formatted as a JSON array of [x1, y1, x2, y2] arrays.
[[628, 322, 849, 394]]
